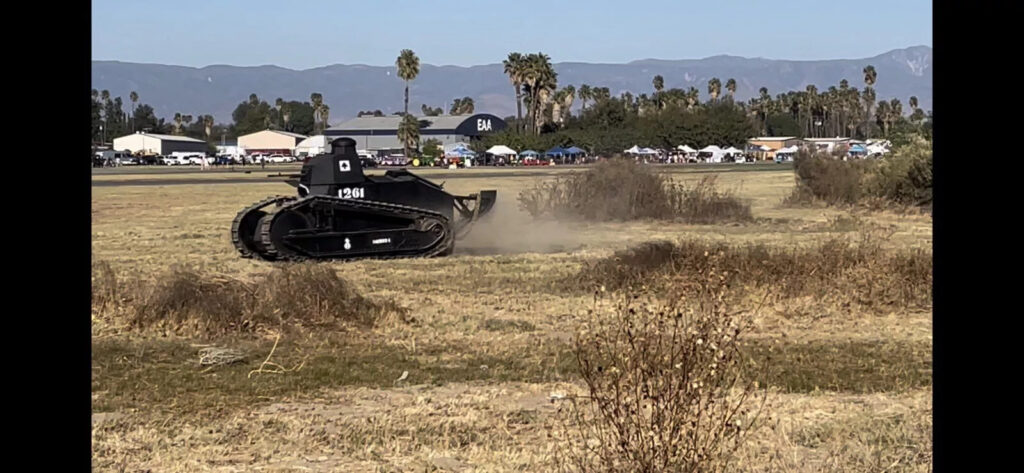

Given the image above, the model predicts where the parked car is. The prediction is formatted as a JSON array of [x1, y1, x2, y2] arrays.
[[215, 155, 234, 165], [141, 155, 164, 165], [116, 156, 140, 165], [187, 155, 211, 165], [381, 155, 409, 166], [267, 154, 290, 164], [360, 157, 378, 168], [249, 153, 269, 164]]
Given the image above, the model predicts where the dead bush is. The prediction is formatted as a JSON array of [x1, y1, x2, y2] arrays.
[[677, 176, 753, 224], [556, 262, 764, 473], [570, 235, 932, 313], [518, 158, 751, 223], [126, 263, 407, 335]]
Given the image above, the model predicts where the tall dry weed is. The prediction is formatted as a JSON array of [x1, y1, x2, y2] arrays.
[[556, 258, 765, 472]]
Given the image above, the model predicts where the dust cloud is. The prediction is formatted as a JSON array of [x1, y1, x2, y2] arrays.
[[455, 198, 582, 256]]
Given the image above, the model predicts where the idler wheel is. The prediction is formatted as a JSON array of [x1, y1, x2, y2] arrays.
[[235, 210, 268, 257]]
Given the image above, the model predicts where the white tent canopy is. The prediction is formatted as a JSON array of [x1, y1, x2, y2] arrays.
[[485, 145, 517, 156], [776, 146, 799, 154], [677, 145, 696, 153], [625, 145, 642, 154], [699, 145, 722, 153], [758, 145, 772, 151], [723, 146, 743, 154]]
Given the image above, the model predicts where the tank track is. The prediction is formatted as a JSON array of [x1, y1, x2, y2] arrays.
[[231, 195, 297, 260], [232, 195, 453, 263]]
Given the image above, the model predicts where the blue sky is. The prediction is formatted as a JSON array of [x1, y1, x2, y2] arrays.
[[93, 0, 931, 69]]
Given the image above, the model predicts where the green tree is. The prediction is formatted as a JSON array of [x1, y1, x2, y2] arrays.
[[396, 114, 421, 156], [725, 78, 737, 98], [421, 137, 442, 162]]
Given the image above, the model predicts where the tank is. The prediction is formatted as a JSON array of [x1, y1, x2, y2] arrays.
[[231, 138, 495, 261]]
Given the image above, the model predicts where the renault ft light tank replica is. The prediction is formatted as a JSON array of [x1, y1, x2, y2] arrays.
[[231, 138, 496, 262]]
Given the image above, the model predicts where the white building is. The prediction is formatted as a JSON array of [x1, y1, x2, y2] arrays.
[[237, 130, 308, 156], [112, 132, 208, 155], [293, 135, 331, 157], [803, 137, 854, 153]]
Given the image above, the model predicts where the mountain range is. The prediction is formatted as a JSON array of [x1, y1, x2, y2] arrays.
[[91, 46, 931, 125]]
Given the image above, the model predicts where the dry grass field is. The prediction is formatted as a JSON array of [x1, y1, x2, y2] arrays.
[[92, 164, 932, 472]]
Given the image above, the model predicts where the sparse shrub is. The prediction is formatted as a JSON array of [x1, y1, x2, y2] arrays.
[[518, 158, 751, 223], [570, 235, 932, 313], [556, 262, 764, 473], [126, 263, 407, 335]]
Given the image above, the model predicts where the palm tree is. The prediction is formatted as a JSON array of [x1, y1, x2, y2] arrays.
[[396, 49, 420, 117], [320, 104, 330, 131], [578, 84, 592, 112], [521, 52, 557, 134], [726, 78, 737, 99], [275, 98, 284, 128], [282, 103, 292, 131], [550, 85, 575, 125], [310, 93, 324, 133], [653, 75, 664, 92], [503, 52, 525, 129], [173, 112, 183, 135], [707, 78, 722, 101], [909, 96, 918, 110], [805, 85, 818, 137], [203, 115, 214, 141], [875, 100, 892, 136], [863, 65, 877, 88], [686, 87, 699, 109], [129, 91, 139, 132], [861, 87, 876, 138], [862, 65, 877, 137], [249, 93, 259, 106], [396, 114, 420, 156], [396, 49, 420, 157]]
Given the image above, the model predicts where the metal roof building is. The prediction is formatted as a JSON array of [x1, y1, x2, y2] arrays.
[[324, 113, 507, 153], [112, 132, 208, 155]]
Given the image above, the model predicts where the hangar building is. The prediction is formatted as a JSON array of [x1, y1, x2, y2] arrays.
[[324, 113, 507, 154]]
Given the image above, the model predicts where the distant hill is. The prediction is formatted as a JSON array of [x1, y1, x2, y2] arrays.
[[91, 46, 931, 124]]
